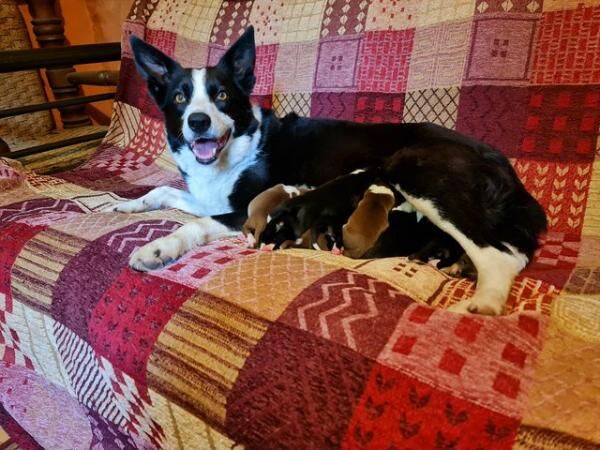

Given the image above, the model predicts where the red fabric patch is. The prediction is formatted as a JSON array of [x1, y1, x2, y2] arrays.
[[533, 6, 600, 84], [454, 317, 483, 343], [357, 30, 415, 93], [88, 269, 193, 383], [439, 349, 467, 375], [0, 223, 44, 308], [354, 93, 404, 123], [493, 372, 521, 399], [513, 162, 592, 237], [343, 365, 520, 449], [254, 44, 278, 95], [144, 29, 177, 57], [502, 343, 527, 368], [409, 305, 434, 324], [392, 335, 417, 355], [518, 315, 540, 337]]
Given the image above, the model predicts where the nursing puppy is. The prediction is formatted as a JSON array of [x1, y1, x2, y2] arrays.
[[242, 184, 310, 247], [342, 183, 396, 258], [259, 169, 385, 249]]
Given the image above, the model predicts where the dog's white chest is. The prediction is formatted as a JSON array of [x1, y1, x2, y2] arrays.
[[170, 132, 260, 217]]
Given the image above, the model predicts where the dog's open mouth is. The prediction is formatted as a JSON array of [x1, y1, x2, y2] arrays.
[[190, 130, 231, 164]]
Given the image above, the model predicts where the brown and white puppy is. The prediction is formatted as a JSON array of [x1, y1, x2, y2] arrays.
[[243, 184, 310, 247], [342, 183, 396, 258]]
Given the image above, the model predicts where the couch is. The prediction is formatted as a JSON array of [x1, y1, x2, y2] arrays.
[[0, 0, 598, 448]]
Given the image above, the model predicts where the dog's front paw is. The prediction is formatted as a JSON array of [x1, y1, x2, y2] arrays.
[[102, 198, 147, 214], [448, 296, 503, 316], [129, 236, 184, 271]]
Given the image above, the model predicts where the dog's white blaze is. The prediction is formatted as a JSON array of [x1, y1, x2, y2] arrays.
[[282, 185, 301, 196], [351, 169, 366, 174], [170, 106, 263, 216], [366, 184, 394, 196], [394, 186, 527, 315], [183, 69, 234, 143], [266, 214, 272, 223]]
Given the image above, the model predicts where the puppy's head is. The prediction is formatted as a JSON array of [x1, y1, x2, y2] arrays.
[[130, 26, 258, 165], [259, 204, 305, 249]]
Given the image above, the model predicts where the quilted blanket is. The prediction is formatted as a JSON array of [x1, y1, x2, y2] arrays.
[[0, 0, 599, 449]]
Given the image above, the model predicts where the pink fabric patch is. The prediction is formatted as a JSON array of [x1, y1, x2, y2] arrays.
[[0, 364, 92, 450]]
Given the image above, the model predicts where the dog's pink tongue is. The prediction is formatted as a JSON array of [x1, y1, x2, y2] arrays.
[[192, 140, 218, 161]]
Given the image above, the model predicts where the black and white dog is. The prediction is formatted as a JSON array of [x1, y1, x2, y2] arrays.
[[108, 26, 546, 315]]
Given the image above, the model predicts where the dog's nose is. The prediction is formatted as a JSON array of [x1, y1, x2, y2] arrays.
[[188, 113, 211, 133]]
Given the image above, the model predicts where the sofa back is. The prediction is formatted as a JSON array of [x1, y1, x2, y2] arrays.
[[103, 0, 600, 240]]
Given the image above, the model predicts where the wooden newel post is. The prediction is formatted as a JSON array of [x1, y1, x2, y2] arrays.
[[25, 0, 91, 128]]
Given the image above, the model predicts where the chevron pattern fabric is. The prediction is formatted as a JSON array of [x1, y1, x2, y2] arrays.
[[0, 0, 598, 448]]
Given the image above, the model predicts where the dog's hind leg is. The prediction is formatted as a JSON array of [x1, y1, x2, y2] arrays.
[[396, 191, 528, 315], [104, 186, 202, 216]]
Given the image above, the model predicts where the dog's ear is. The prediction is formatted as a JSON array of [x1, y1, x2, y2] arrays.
[[130, 36, 181, 104], [217, 26, 256, 95]]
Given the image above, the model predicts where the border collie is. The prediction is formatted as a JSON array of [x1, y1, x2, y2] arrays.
[[108, 26, 546, 315]]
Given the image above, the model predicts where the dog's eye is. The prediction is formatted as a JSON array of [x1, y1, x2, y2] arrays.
[[216, 90, 228, 101], [174, 93, 186, 104]]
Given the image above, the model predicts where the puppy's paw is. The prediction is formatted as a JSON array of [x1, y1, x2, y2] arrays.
[[129, 236, 184, 271], [448, 297, 503, 316], [440, 262, 464, 278], [102, 198, 148, 214]]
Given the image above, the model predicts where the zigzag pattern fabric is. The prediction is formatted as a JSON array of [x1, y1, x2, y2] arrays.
[[0, 0, 598, 448]]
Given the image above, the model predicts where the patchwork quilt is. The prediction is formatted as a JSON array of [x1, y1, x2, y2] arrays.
[[0, 0, 599, 448]]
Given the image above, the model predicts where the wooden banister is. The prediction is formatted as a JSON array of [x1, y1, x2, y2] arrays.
[[24, 0, 91, 128]]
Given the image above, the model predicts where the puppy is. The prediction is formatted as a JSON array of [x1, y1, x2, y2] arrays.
[[243, 184, 311, 248], [260, 169, 385, 249], [342, 183, 396, 258]]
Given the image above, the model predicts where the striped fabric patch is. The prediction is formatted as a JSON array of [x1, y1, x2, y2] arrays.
[[147, 292, 269, 425], [52, 322, 127, 428], [11, 229, 87, 312]]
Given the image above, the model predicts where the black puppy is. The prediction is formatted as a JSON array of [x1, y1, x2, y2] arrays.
[[260, 169, 385, 249]]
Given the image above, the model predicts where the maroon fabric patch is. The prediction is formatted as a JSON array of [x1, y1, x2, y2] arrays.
[[116, 57, 161, 120], [89, 269, 193, 383], [311, 92, 357, 120], [456, 85, 529, 157], [52, 221, 180, 340], [0, 199, 82, 225], [226, 323, 373, 449], [279, 269, 413, 359], [86, 408, 140, 450], [521, 86, 600, 162], [251, 94, 273, 110], [210, 1, 255, 46]]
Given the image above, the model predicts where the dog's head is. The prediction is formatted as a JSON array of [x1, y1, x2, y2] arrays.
[[130, 27, 258, 165]]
